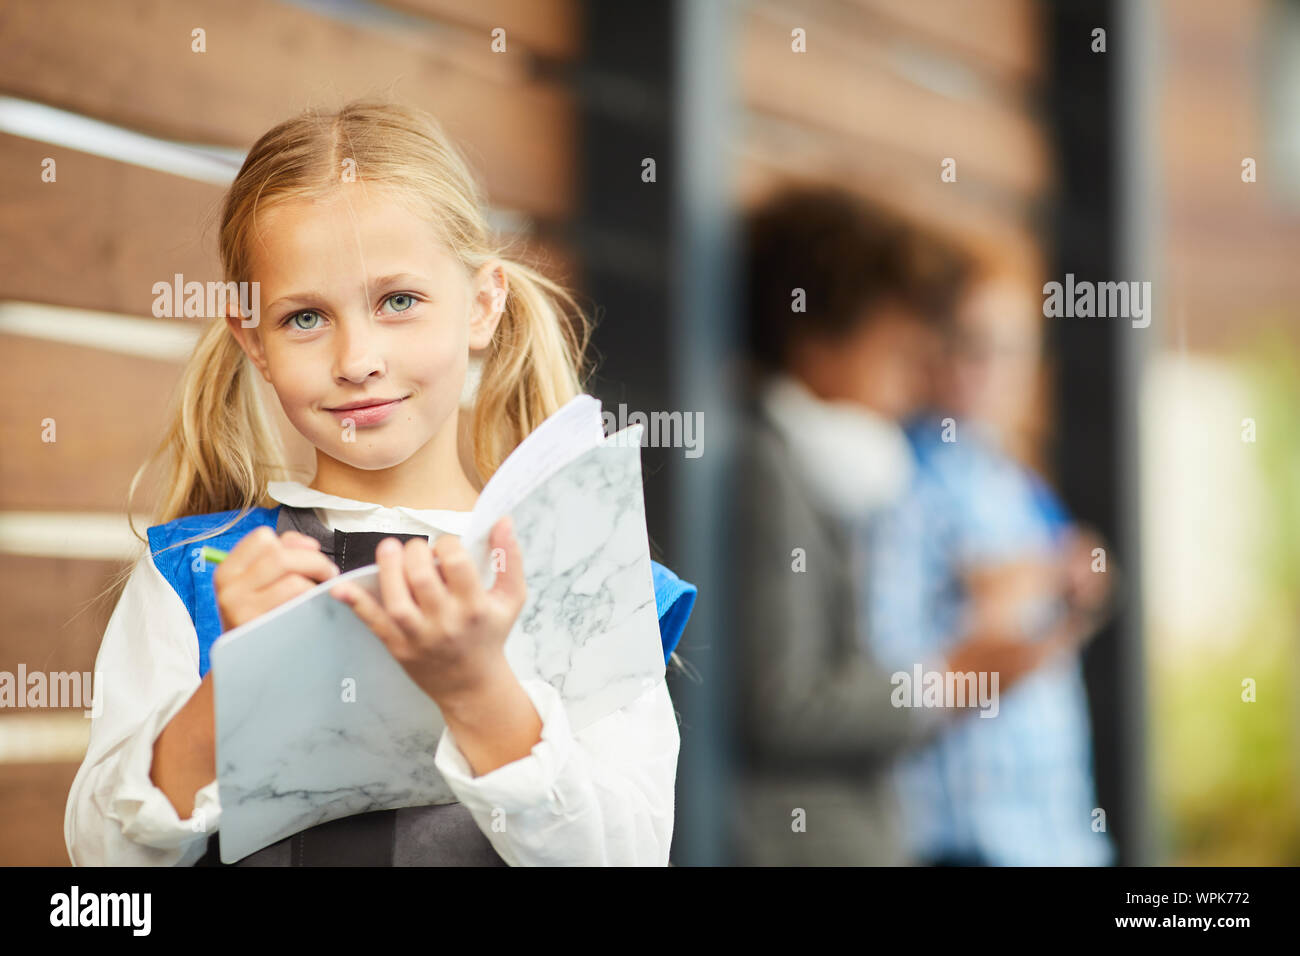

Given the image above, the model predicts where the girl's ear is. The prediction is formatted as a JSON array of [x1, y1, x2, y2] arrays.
[[467, 259, 508, 351], [225, 302, 272, 381]]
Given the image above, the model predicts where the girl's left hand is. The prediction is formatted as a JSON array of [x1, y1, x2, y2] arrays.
[[330, 516, 527, 708]]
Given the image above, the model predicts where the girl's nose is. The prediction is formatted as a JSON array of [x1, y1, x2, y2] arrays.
[[333, 317, 385, 382]]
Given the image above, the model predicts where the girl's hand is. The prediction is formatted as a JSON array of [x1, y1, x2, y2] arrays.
[[213, 527, 340, 632], [329, 516, 527, 708]]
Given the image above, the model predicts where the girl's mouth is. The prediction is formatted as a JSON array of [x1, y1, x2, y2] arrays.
[[325, 396, 407, 427]]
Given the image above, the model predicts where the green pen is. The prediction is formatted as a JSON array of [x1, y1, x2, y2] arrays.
[[199, 544, 357, 608], [200, 545, 347, 566], [200, 539, 463, 571]]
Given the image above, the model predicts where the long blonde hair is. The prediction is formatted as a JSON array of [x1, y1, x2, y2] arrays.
[[128, 99, 591, 553]]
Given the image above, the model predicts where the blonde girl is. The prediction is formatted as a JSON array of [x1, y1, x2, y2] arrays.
[[64, 100, 696, 867]]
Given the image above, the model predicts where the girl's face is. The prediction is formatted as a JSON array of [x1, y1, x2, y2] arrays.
[[227, 189, 505, 486]]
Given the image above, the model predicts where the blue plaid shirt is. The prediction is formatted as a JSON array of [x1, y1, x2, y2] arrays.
[[860, 417, 1114, 866]]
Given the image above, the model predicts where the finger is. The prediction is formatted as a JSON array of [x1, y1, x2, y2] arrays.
[[253, 573, 319, 614], [488, 516, 526, 612], [433, 533, 481, 602], [283, 549, 340, 584], [375, 538, 425, 637], [403, 536, 447, 615], [219, 525, 278, 578], [246, 545, 339, 590], [333, 579, 411, 658], [280, 531, 323, 551]]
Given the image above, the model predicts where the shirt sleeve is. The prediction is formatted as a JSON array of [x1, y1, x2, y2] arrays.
[[64, 550, 220, 867], [433, 676, 679, 866]]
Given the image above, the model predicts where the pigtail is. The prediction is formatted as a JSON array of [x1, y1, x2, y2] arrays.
[[469, 257, 591, 483], [125, 318, 290, 555]]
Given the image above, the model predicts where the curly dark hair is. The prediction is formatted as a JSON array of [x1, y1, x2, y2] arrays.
[[742, 184, 972, 371]]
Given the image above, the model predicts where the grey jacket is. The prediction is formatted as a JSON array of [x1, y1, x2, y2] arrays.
[[730, 399, 947, 865]]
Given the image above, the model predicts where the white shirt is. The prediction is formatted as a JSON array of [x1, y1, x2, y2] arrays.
[[64, 481, 681, 866], [758, 373, 914, 522]]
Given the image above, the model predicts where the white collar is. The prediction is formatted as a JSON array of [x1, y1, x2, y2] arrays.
[[758, 373, 914, 521], [266, 480, 472, 536]]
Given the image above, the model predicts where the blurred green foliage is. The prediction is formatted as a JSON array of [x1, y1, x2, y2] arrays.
[[1152, 332, 1300, 864]]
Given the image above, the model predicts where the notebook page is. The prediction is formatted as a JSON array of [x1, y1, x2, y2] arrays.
[[463, 393, 604, 545]]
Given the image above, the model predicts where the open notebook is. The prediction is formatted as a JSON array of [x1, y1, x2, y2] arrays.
[[209, 395, 663, 863]]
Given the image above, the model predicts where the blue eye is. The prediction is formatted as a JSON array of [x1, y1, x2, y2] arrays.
[[286, 311, 321, 331], [385, 293, 416, 313]]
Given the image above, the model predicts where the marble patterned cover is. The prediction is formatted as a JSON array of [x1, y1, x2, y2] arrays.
[[210, 425, 662, 863]]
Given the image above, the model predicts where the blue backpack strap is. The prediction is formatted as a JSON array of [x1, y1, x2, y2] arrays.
[[146, 505, 282, 679], [650, 560, 697, 663]]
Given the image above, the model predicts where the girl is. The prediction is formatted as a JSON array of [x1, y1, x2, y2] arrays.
[[64, 100, 696, 867]]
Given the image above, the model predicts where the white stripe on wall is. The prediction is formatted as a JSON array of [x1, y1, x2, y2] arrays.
[[0, 513, 150, 561], [0, 96, 531, 235], [0, 713, 92, 763], [0, 96, 244, 185], [0, 301, 203, 362]]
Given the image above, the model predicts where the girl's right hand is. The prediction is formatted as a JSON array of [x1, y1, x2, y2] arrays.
[[213, 527, 340, 632]]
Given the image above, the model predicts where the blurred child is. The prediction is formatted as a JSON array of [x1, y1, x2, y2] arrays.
[[863, 268, 1115, 866], [732, 187, 1066, 865]]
